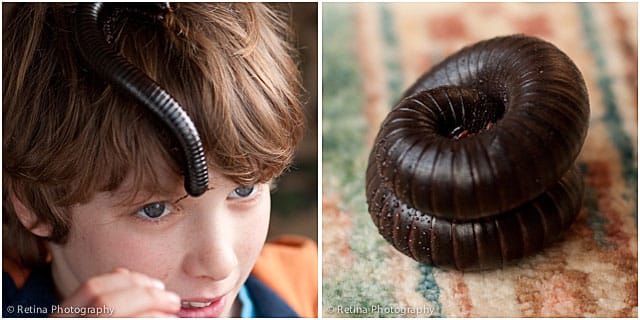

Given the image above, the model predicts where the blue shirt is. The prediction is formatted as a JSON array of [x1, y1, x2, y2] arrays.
[[238, 284, 255, 317]]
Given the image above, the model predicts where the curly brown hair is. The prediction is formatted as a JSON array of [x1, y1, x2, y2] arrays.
[[3, 3, 304, 267]]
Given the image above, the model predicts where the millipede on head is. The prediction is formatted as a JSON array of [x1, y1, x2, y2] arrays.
[[74, 3, 209, 197], [365, 35, 590, 271]]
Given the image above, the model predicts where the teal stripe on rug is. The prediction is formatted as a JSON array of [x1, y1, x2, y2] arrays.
[[416, 265, 444, 317], [579, 163, 613, 247], [380, 4, 404, 105], [578, 3, 638, 223], [379, 3, 444, 316]]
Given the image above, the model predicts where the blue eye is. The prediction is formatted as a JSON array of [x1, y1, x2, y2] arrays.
[[136, 202, 171, 219], [229, 185, 256, 199]]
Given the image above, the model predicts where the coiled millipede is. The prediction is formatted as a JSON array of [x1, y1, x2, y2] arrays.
[[366, 35, 590, 271]]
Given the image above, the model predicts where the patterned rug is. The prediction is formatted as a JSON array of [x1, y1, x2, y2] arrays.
[[322, 2, 637, 317]]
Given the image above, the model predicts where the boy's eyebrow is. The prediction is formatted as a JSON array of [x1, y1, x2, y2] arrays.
[[108, 185, 184, 208]]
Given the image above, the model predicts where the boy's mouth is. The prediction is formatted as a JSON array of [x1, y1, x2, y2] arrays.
[[181, 301, 213, 308], [177, 296, 227, 318]]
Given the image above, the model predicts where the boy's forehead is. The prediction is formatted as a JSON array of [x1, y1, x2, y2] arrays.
[[106, 166, 232, 206]]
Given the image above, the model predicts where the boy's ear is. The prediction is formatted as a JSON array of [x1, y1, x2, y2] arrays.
[[9, 192, 53, 238]]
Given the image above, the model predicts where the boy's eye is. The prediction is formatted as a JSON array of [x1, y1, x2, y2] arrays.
[[136, 202, 171, 219], [229, 185, 256, 199]]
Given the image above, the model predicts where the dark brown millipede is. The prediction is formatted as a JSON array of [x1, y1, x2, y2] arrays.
[[366, 35, 590, 271], [74, 3, 209, 197]]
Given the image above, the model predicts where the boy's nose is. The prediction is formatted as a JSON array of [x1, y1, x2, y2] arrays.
[[182, 213, 238, 281]]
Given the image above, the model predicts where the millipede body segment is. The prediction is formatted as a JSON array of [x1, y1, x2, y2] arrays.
[[365, 35, 590, 271]]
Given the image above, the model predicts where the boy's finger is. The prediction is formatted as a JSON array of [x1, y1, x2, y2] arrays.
[[59, 269, 166, 309], [92, 286, 181, 317]]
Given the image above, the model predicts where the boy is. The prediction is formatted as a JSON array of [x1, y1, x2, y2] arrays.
[[3, 3, 316, 317]]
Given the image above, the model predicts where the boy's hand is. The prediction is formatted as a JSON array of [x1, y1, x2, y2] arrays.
[[52, 268, 181, 317]]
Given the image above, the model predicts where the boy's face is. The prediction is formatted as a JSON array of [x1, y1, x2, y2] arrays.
[[47, 164, 271, 318]]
